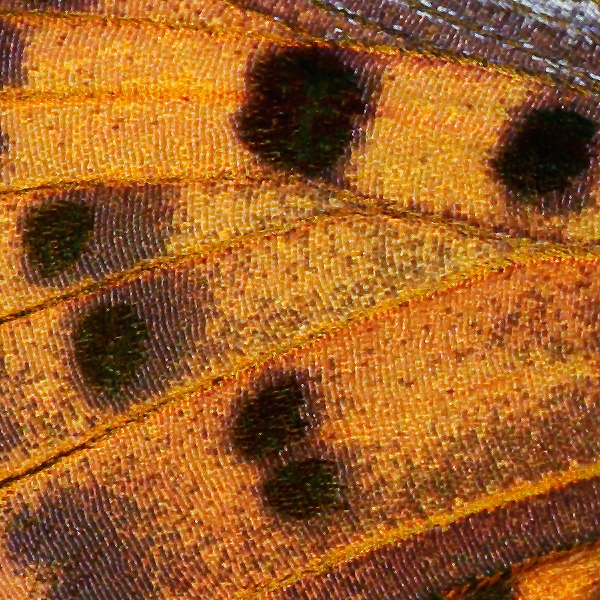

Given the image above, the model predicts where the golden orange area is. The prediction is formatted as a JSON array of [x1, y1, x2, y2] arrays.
[[0, 95, 265, 190], [0, 257, 599, 599], [0, 14, 292, 100], [517, 545, 600, 600], [0, 213, 511, 485]]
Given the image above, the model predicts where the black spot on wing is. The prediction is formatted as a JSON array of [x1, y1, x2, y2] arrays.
[[492, 106, 599, 214], [69, 266, 212, 412], [262, 458, 344, 519], [231, 370, 317, 459], [23, 198, 95, 280], [5, 483, 154, 600], [237, 46, 368, 178], [0, 20, 27, 89], [21, 184, 178, 287], [73, 303, 150, 401]]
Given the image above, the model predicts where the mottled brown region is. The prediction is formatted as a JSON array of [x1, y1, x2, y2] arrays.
[[19, 184, 178, 288], [0, 0, 100, 12], [276, 475, 600, 600], [0, 20, 27, 89], [5, 479, 196, 600], [0, 407, 21, 456], [400, 376, 600, 516], [231, 0, 600, 92], [0, 352, 25, 456], [6, 482, 155, 600]]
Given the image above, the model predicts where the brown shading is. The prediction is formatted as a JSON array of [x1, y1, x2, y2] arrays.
[[4, 478, 199, 599], [587, 585, 600, 600], [273, 474, 600, 600], [14, 0, 100, 11], [0, 20, 26, 89], [0, 407, 22, 456], [5, 481, 155, 600], [397, 377, 600, 516], [19, 184, 178, 288], [67, 264, 212, 412]]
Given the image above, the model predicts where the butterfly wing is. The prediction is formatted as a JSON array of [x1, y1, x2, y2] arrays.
[[0, 2, 598, 600]]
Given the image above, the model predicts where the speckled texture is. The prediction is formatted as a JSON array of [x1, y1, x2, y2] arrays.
[[0, 2, 598, 600]]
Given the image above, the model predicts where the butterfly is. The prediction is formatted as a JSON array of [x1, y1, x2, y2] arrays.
[[0, 1, 598, 599]]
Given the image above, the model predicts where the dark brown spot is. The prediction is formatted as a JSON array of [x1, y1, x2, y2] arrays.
[[492, 107, 598, 213], [21, 184, 178, 287], [73, 303, 150, 403], [23, 198, 95, 280], [263, 458, 344, 519], [231, 370, 316, 459], [237, 45, 367, 178]]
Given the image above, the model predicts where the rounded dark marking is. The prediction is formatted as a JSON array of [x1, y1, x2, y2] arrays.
[[492, 107, 598, 205], [68, 267, 212, 412], [73, 303, 150, 400], [237, 46, 367, 177], [232, 372, 314, 459], [262, 458, 343, 519], [23, 199, 95, 280], [21, 184, 177, 287], [0, 20, 27, 89], [5, 483, 154, 600]]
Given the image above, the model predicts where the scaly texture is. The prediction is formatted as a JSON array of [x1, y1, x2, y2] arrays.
[[0, 2, 598, 600]]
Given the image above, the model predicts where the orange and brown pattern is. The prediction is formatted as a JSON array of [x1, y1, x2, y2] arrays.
[[0, 1, 598, 599]]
